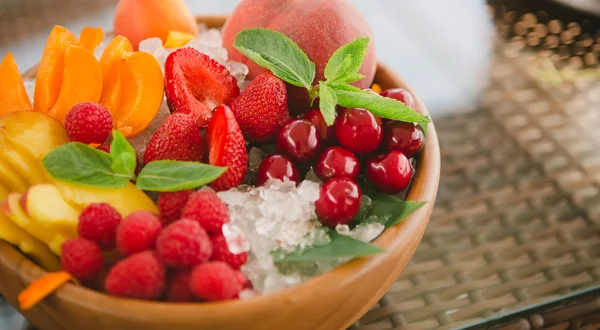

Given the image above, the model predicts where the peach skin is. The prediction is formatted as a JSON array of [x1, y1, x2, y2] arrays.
[[0, 53, 33, 116]]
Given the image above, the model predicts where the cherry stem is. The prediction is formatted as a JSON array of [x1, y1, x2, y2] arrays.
[[308, 85, 320, 107]]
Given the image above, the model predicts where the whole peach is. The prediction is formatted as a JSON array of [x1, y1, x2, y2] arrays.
[[222, 0, 377, 115], [114, 0, 198, 49]]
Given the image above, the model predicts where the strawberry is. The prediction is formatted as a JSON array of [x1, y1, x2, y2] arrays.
[[206, 105, 248, 191], [165, 48, 240, 127], [230, 71, 289, 142], [143, 113, 203, 164]]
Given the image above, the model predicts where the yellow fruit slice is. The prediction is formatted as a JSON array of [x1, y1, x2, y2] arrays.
[[164, 30, 195, 48]]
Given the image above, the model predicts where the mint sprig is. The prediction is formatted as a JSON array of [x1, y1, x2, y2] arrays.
[[42, 130, 225, 192], [234, 29, 431, 127]]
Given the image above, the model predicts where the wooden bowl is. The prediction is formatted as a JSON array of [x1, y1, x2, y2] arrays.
[[0, 15, 440, 330]]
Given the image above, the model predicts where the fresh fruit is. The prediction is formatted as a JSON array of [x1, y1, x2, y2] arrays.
[[235, 271, 250, 289], [230, 71, 289, 142], [276, 119, 321, 163], [116, 211, 162, 255], [381, 121, 425, 158], [165, 48, 240, 127], [114, 0, 198, 49], [64, 102, 113, 144], [108, 51, 165, 137], [34, 26, 78, 114], [335, 108, 382, 155], [98, 36, 133, 113], [256, 154, 301, 186], [48, 45, 103, 124], [206, 105, 248, 191], [380, 88, 415, 109], [97, 143, 111, 153], [303, 110, 335, 145], [143, 113, 204, 164], [210, 234, 248, 270], [315, 178, 362, 228], [0, 53, 33, 115], [156, 219, 212, 269], [222, 0, 377, 114], [158, 190, 193, 222], [61, 238, 105, 282], [181, 190, 230, 234], [77, 203, 122, 250], [189, 261, 242, 301], [4, 185, 79, 255], [365, 150, 413, 194], [105, 251, 166, 300], [78, 27, 104, 52], [165, 270, 195, 302], [314, 147, 360, 182], [164, 30, 195, 48]]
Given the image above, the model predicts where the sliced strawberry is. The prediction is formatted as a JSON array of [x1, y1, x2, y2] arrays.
[[144, 113, 204, 164], [206, 105, 248, 191], [230, 71, 289, 142], [165, 48, 239, 127]]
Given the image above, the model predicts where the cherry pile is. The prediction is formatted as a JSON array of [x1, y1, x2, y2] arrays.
[[256, 88, 425, 228]]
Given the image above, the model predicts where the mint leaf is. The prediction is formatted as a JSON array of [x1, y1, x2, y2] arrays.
[[110, 130, 136, 178], [361, 183, 426, 228], [319, 82, 337, 126], [327, 82, 431, 123], [273, 232, 384, 262], [136, 161, 226, 192], [42, 143, 130, 188], [234, 28, 316, 90], [324, 37, 369, 83]]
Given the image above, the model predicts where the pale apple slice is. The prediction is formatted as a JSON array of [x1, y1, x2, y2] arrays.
[[22, 184, 79, 238], [1, 139, 47, 185], [0, 199, 60, 271], [0, 161, 28, 193], [53, 180, 159, 217]]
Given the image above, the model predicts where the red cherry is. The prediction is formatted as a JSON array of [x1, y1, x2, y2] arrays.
[[275, 119, 321, 163], [335, 108, 382, 155], [381, 121, 425, 158], [365, 150, 413, 194], [256, 154, 300, 185], [315, 178, 362, 228], [303, 109, 336, 145], [314, 147, 360, 182], [380, 88, 415, 109]]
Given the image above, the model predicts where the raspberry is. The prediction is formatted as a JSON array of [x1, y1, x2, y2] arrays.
[[210, 234, 248, 270], [155, 219, 212, 269], [235, 271, 250, 288], [105, 251, 165, 300], [189, 261, 241, 301], [116, 211, 162, 255], [97, 143, 111, 153], [181, 191, 229, 234], [77, 203, 122, 250], [165, 270, 196, 302], [61, 238, 105, 282], [65, 102, 113, 144], [158, 190, 193, 222]]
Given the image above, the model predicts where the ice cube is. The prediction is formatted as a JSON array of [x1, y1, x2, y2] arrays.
[[128, 98, 170, 160]]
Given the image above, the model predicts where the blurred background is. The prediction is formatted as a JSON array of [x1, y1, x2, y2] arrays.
[[1, 0, 600, 329]]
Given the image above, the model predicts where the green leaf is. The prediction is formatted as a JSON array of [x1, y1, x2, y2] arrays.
[[110, 130, 136, 178], [327, 82, 431, 124], [324, 37, 369, 83], [273, 232, 385, 262], [333, 72, 366, 84], [361, 183, 426, 228], [136, 160, 227, 192], [318, 82, 337, 126], [234, 28, 316, 90], [42, 143, 130, 188]]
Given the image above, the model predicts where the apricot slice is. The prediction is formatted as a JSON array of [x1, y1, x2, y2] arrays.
[[164, 30, 195, 48], [34, 26, 78, 113], [112, 52, 164, 137], [79, 27, 105, 52], [0, 53, 33, 115], [49, 46, 102, 124], [99, 36, 133, 114]]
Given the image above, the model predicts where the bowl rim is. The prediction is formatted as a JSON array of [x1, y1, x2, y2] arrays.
[[6, 14, 440, 328]]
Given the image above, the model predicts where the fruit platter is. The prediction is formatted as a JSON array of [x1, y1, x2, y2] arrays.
[[0, 1, 440, 329]]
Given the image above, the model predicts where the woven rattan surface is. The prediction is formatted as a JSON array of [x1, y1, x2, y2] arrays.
[[2, 1, 600, 330]]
